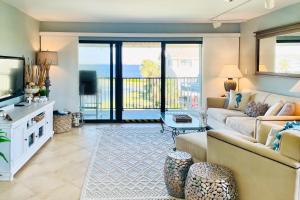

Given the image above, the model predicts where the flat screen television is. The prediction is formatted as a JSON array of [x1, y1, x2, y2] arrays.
[[0, 56, 25, 102], [79, 70, 97, 95]]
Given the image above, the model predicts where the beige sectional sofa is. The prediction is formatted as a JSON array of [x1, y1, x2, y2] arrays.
[[177, 89, 300, 162], [176, 122, 300, 200], [175, 90, 300, 200], [207, 89, 300, 138], [207, 123, 300, 200]]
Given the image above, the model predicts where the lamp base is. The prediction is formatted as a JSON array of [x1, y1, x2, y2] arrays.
[[224, 78, 237, 92], [45, 68, 51, 98]]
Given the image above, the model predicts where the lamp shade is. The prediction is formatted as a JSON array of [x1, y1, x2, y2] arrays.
[[37, 51, 58, 65], [290, 80, 300, 92], [219, 65, 243, 79]]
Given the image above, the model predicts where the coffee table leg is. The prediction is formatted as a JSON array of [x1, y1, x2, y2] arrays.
[[172, 129, 177, 151], [160, 121, 165, 133], [171, 129, 175, 142]]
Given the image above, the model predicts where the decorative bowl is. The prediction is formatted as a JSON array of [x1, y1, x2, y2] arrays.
[[25, 88, 40, 94]]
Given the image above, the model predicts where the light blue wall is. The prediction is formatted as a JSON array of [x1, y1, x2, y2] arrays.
[[239, 3, 300, 97], [40, 22, 240, 33]]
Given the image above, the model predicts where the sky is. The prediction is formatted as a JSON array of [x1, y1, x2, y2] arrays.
[[78, 43, 202, 77]]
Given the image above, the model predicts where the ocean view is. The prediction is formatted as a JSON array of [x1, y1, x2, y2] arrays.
[[79, 64, 143, 78]]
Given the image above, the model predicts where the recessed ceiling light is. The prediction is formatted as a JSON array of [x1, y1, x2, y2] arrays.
[[212, 21, 222, 29], [265, 0, 275, 9], [224, 0, 234, 2]]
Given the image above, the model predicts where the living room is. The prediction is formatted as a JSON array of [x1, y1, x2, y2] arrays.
[[0, 0, 300, 199]]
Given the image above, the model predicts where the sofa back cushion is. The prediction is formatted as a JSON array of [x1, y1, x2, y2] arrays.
[[241, 89, 270, 104], [264, 94, 300, 115], [241, 89, 300, 115]]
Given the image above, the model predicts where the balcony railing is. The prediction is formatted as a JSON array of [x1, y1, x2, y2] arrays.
[[80, 77, 200, 112]]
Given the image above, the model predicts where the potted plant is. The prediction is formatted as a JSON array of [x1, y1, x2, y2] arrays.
[[39, 86, 47, 97], [0, 130, 10, 162]]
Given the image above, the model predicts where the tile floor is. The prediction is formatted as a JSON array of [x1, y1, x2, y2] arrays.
[[0, 124, 142, 200]]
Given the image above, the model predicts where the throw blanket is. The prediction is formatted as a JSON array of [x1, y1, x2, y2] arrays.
[[273, 121, 300, 151]]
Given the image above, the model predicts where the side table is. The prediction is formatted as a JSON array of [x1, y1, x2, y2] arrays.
[[164, 151, 193, 199], [185, 162, 238, 200]]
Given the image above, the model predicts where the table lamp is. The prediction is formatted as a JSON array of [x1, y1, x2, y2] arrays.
[[37, 51, 58, 97], [219, 65, 243, 92], [290, 80, 300, 93]]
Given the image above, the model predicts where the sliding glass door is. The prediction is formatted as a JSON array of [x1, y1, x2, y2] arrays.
[[79, 43, 115, 120], [79, 40, 202, 122], [122, 42, 162, 120], [165, 43, 202, 114]]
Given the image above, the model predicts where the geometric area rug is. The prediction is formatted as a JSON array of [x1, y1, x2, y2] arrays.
[[80, 126, 178, 200]]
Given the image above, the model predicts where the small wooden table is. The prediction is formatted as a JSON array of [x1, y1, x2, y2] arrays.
[[160, 112, 209, 143]]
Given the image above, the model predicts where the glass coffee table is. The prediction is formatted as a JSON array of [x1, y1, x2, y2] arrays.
[[160, 112, 209, 143]]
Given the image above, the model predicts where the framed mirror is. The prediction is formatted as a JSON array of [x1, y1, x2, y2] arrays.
[[256, 23, 300, 77]]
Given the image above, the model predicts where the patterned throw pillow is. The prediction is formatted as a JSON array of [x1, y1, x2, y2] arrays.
[[244, 101, 269, 117], [227, 90, 251, 111]]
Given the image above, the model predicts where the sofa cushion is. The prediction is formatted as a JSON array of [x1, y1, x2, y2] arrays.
[[226, 117, 256, 137], [207, 108, 248, 124]]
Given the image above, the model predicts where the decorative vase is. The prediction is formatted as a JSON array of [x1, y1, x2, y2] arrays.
[[224, 78, 237, 92]]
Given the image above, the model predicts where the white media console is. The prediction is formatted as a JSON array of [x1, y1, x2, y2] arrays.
[[0, 101, 55, 181]]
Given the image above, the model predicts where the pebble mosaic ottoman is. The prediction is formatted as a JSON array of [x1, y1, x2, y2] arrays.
[[185, 162, 238, 200], [164, 151, 193, 199]]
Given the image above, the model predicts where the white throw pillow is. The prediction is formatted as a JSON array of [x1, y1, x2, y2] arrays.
[[277, 102, 296, 116], [265, 128, 279, 148], [227, 90, 251, 111], [264, 101, 284, 116]]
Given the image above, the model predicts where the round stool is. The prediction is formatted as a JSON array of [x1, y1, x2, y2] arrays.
[[185, 162, 238, 200], [164, 151, 193, 199]]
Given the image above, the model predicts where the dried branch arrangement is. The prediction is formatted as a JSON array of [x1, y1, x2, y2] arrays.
[[24, 58, 49, 87]]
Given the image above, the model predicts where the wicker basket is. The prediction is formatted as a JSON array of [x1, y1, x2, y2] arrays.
[[53, 113, 72, 134]]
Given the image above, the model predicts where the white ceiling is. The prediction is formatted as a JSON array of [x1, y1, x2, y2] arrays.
[[3, 0, 300, 23]]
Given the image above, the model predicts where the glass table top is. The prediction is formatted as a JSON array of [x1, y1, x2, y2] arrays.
[[160, 112, 206, 130]]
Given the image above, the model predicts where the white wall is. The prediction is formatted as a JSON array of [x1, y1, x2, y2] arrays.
[[239, 3, 300, 97], [40, 33, 239, 111], [202, 37, 240, 106], [41, 36, 79, 112]]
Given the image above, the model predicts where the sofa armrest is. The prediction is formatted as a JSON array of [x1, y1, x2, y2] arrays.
[[280, 130, 300, 162], [207, 130, 300, 169], [207, 129, 300, 200], [207, 97, 226, 108]]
